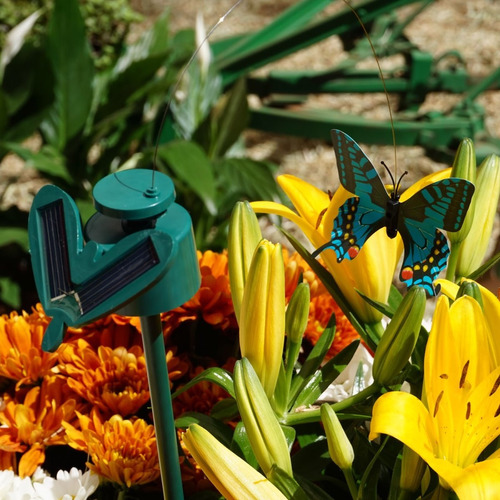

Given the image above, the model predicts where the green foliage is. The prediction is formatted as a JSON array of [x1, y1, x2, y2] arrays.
[[0, 0, 142, 70], [0, 0, 281, 309]]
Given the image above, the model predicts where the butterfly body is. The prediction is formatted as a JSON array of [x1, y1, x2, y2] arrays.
[[313, 129, 475, 296]]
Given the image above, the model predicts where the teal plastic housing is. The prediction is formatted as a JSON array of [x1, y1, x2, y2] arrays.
[[29, 169, 200, 351]]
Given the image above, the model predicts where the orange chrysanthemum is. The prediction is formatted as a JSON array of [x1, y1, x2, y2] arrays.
[[283, 248, 324, 300], [57, 339, 188, 417], [163, 250, 237, 333], [0, 375, 77, 477], [58, 339, 148, 417], [0, 304, 59, 387], [65, 409, 160, 487]]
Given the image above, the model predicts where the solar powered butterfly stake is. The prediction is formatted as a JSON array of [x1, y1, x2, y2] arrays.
[[28, 169, 200, 500]]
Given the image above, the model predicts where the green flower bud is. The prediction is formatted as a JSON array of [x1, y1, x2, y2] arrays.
[[372, 286, 426, 386], [448, 138, 476, 244], [399, 446, 426, 493], [228, 201, 262, 323], [457, 154, 500, 277], [234, 358, 292, 477], [285, 283, 310, 344], [456, 280, 484, 308], [320, 404, 354, 471]]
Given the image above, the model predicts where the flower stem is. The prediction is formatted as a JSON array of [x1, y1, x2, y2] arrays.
[[445, 241, 461, 282], [343, 467, 358, 499]]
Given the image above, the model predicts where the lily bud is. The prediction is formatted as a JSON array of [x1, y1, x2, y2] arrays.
[[228, 201, 262, 322], [239, 240, 285, 398], [182, 424, 287, 500], [456, 280, 483, 307], [399, 446, 426, 493], [285, 283, 310, 345], [320, 404, 354, 471], [372, 286, 426, 386], [233, 358, 292, 477], [448, 138, 476, 244], [456, 154, 500, 277]]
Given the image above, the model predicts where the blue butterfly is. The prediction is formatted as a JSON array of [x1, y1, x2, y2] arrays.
[[313, 129, 475, 296]]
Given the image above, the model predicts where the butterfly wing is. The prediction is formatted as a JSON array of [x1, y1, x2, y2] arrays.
[[316, 130, 390, 261], [398, 179, 475, 295]]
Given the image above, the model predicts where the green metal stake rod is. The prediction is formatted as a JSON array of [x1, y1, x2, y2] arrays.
[[141, 315, 184, 500]]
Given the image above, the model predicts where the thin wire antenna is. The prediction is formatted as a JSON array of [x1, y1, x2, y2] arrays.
[[151, 0, 245, 189], [342, 0, 398, 178]]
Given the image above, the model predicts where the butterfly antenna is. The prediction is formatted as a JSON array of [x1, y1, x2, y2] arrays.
[[342, 1, 398, 178], [395, 170, 408, 194], [381, 160, 396, 190], [151, 0, 245, 189]]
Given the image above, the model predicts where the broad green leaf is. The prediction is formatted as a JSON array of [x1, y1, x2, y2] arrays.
[[1, 44, 55, 142], [231, 422, 259, 468], [95, 11, 171, 121], [171, 367, 234, 399], [288, 314, 336, 406], [210, 398, 239, 421], [2, 142, 71, 183], [291, 341, 359, 410], [175, 412, 233, 448], [210, 78, 249, 159], [268, 465, 310, 500], [217, 157, 280, 210], [43, 0, 94, 149], [0, 277, 21, 309], [157, 140, 217, 215], [0, 227, 28, 249]]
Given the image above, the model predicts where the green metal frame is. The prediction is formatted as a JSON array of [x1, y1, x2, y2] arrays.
[[212, 0, 500, 161]]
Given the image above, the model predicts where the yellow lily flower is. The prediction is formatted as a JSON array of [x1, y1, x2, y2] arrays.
[[252, 174, 398, 323], [182, 424, 287, 500], [370, 295, 500, 494], [446, 458, 500, 499], [239, 240, 285, 398], [252, 171, 451, 323], [437, 278, 500, 367]]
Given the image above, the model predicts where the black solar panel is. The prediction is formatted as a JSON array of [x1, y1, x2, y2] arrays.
[[39, 200, 72, 299], [77, 238, 159, 314]]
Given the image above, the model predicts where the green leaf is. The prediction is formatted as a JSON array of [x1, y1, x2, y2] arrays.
[[217, 157, 280, 210], [0, 227, 28, 249], [157, 140, 217, 215], [231, 422, 259, 468], [469, 250, 500, 280], [175, 412, 233, 448], [210, 78, 249, 159], [288, 314, 336, 406], [43, 0, 94, 149], [291, 341, 360, 410], [268, 465, 310, 500], [0, 277, 21, 309], [2, 142, 71, 183], [356, 289, 395, 318], [95, 11, 171, 121], [171, 367, 235, 399], [1, 44, 55, 142], [210, 398, 239, 421]]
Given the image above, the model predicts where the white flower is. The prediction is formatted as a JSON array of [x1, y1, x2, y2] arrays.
[[0, 470, 40, 500], [318, 343, 374, 402], [33, 468, 99, 500]]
